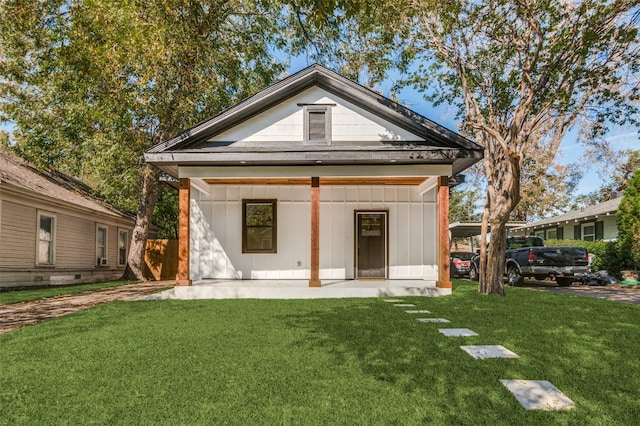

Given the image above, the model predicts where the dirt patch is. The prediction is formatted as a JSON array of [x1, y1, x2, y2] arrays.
[[522, 281, 640, 304], [0, 281, 173, 334]]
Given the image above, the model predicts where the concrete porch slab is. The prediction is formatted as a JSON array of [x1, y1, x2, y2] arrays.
[[500, 380, 575, 411], [144, 279, 450, 300]]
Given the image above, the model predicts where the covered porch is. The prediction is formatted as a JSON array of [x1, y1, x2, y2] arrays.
[[146, 278, 451, 300]]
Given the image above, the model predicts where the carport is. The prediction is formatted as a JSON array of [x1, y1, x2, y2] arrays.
[[449, 221, 527, 253]]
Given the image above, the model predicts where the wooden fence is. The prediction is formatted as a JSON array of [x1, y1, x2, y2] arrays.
[[144, 239, 178, 281]]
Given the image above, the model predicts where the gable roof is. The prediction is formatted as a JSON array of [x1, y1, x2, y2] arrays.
[[512, 196, 623, 231], [145, 64, 483, 177], [0, 149, 133, 220]]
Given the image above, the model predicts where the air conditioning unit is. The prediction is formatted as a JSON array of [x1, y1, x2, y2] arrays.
[[98, 257, 108, 266]]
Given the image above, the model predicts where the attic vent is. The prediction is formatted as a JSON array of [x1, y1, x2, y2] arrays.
[[303, 105, 332, 145]]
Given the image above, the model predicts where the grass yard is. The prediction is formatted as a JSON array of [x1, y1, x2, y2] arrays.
[[1, 280, 639, 425], [0, 280, 140, 305]]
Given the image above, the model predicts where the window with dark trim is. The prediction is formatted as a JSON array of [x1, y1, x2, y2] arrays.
[[242, 200, 277, 253], [303, 105, 331, 145]]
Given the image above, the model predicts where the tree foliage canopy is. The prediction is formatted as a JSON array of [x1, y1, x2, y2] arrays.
[[0, 0, 290, 278], [293, 0, 640, 294], [617, 169, 640, 269]]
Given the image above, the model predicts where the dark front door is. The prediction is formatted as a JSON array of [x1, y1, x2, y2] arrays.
[[355, 212, 387, 279]]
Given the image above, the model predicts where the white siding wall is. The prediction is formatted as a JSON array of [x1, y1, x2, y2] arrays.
[[209, 87, 424, 144], [190, 184, 437, 281]]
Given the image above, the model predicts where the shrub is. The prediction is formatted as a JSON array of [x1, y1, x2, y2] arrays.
[[617, 171, 640, 270]]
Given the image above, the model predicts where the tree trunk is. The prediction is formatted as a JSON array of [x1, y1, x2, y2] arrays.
[[122, 165, 160, 281]]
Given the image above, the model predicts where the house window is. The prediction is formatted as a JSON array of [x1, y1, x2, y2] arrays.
[[304, 105, 331, 145], [582, 222, 595, 241], [118, 229, 129, 267], [547, 228, 558, 240], [242, 199, 277, 253], [96, 225, 108, 264], [534, 230, 545, 239], [37, 211, 56, 265]]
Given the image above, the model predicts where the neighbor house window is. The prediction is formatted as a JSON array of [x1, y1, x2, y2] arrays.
[[303, 105, 332, 145], [37, 211, 56, 265], [96, 225, 108, 264], [582, 222, 595, 241], [242, 199, 277, 253], [118, 229, 129, 267]]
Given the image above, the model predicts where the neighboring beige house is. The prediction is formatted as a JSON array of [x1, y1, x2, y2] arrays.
[[508, 195, 623, 242], [145, 64, 483, 294], [0, 150, 135, 289]]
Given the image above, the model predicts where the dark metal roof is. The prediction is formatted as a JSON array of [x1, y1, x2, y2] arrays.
[[145, 64, 483, 176]]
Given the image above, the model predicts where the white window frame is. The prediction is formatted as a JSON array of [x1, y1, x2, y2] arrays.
[[582, 222, 596, 241], [36, 210, 56, 265], [303, 105, 332, 145], [117, 228, 129, 267], [96, 224, 108, 265]]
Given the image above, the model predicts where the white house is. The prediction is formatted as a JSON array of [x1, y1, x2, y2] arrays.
[[509, 196, 623, 242], [144, 65, 483, 295]]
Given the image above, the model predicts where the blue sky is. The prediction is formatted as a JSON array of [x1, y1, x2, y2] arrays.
[[287, 58, 639, 196]]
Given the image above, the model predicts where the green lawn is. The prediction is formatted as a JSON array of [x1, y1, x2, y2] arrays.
[[0, 280, 140, 305], [1, 280, 638, 425]]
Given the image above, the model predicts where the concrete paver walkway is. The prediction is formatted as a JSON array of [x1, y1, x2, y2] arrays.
[[0, 281, 173, 334]]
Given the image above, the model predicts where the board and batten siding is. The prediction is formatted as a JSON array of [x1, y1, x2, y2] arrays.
[[209, 87, 424, 144], [190, 184, 437, 281]]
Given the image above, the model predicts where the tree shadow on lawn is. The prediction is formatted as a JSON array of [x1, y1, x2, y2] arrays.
[[279, 301, 528, 423], [279, 292, 640, 424]]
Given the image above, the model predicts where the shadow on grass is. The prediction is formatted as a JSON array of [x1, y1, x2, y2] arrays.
[[279, 281, 640, 424]]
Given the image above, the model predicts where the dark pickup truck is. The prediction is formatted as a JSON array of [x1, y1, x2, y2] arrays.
[[470, 236, 590, 286]]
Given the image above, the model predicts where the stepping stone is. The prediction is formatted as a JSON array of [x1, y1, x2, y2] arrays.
[[439, 328, 478, 337], [405, 310, 431, 314], [460, 345, 519, 360], [394, 304, 415, 307], [500, 380, 575, 411], [417, 318, 450, 323], [384, 299, 404, 303]]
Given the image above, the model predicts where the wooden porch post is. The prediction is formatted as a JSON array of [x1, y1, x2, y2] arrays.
[[309, 177, 321, 287], [177, 178, 192, 286], [437, 176, 452, 289]]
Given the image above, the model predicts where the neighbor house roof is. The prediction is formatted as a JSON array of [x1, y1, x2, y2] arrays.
[[145, 64, 484, 177], [511, 196, 622, 231], [0, 149, 132, 219]]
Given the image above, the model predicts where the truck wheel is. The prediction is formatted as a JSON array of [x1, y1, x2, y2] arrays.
[[469, 264, 479, 281], [507, 265, 523, 286], [556, 277, 574, 287]]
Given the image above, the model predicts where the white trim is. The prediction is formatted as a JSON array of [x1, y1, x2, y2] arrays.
[[117, 228, 129, 267], [418, 177, 439, 195], [582, 222, 596, 242], [36, 210, 57, 265], [180, 164, 452, 179], [96, 224, 108, 265]]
